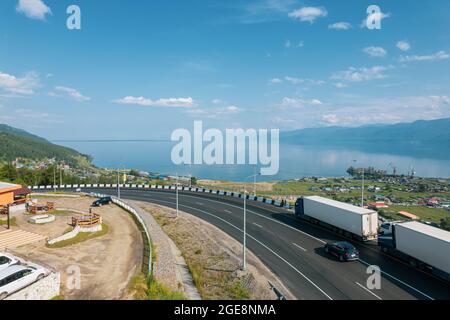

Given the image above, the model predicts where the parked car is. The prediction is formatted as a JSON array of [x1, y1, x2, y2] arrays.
[[0, 253, 19, 272], [0, 264, 48, 299], [92, 196, 113, 207], [324, 241, 359, 261]]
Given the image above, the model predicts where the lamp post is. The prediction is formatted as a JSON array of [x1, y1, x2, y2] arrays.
[[176, 172, 179, 218], [361, 168, 365, 208], [6, 204, 10, 230], [352, 160, 365, 208], [117, 167, 121, 199], [242, 171, 260, 271]]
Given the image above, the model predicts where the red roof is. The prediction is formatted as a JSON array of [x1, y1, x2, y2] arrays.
[[13, 187, 31, 196]]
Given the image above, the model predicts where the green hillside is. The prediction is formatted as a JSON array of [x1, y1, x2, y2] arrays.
[[0, 124, 92, 167]]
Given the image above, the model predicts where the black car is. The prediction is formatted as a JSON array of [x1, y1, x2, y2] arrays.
[[324, 241, 359, 261], [92, 196, 113, 207]]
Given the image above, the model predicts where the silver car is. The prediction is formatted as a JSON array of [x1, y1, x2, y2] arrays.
[[0, 253, 19, 272], [0, 264, 48, 300]]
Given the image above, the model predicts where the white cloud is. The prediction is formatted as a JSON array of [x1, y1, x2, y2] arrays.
[[399, 51, 450, 62], [363, 46, 387, 57], [285, 40, 291, 48], [320, 95, 450, 126], [114, 96, 196, 108], [331, 66, 388, 82], [280, 97, 322, 108], [288, 6, 327, 23], [322, 114, 339, 124], [297, 41, 304, 48], [0, 71, 40, 95], [334, 82, 348, 89], [284, 76, 302, 85], [396, 40, 411, 52], [52, 86, 90, 102], [269, 78, 283, 84], [16, 0, 52, 20], [328, 22, 352, 30]]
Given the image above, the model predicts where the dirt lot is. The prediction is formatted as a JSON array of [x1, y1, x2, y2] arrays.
[[13, 196, 143, 300], [135, 201, 295, 300]]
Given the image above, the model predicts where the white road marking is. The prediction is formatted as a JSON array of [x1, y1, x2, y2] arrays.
[[292, 243, 307, 252], [171, 192, 436, 300], [358, 259, 434, 300], [253, 223, 263, 228], [224, 210, 232, 214], [126, 190, 436, 300], [145, 197, 333, 300], [175, 193, 327, 244], [355, 282, 382, 300], [195, 202, 203, 206]]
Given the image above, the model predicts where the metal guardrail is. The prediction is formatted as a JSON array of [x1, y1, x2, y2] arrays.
[[29, 184, 292, 209]]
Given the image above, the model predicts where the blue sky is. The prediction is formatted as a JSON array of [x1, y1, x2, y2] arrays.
[[0, 0, 449, 140]]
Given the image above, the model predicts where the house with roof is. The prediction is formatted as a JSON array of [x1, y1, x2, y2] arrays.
[[0, 182, 31, 214]]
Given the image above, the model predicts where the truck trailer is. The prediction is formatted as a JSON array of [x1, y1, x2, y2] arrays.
[[378, 221, 450, 282], [295, 196, 378, 241]]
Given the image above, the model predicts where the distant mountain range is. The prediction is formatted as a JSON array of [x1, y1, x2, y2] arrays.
[[282, 118, 450, 159], [0, 124, 91, 167]]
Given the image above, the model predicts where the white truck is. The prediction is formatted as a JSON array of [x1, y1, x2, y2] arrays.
[[295, 196, 378, 241], [378, 221, 450, 282]]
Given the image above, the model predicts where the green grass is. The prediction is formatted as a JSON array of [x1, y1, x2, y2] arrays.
[[229, 281, 250, 300], [128, 274, 185, 300], [46, 223, 109, 248], [381, 205, 450, 223], [0, 217, 17, 227], [51, 295, 64, 300]]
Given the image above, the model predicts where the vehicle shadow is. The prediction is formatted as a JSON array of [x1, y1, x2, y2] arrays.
[[314, 247, 339, 262]]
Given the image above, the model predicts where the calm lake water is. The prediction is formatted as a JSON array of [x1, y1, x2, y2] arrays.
[[60, 141, 450, 181]]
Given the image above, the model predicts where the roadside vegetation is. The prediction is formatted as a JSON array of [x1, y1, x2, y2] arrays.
[[0, 217, 17, 227], [46, 223, 109, 248], [151, 211, 252, 300], [198, 177, 450, 225], [128, 274, 185, 300]]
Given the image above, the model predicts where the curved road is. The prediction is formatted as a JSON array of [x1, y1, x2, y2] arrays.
[[69, 187, 450, 300]]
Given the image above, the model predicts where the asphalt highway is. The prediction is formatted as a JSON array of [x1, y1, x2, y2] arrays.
[[72, 187, 450, 300]]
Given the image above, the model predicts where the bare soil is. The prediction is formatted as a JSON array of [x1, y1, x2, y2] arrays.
[[13, 196, 143, 300]]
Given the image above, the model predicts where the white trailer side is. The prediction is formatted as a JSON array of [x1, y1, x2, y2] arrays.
[[302, 196, 378, 240], [395, 221, 450, 275]]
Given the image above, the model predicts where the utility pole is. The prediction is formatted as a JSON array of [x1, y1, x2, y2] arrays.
[[243, 188, 247, 271], [117, 167, 121, 199], [6, 204, 10, 230], [176, 172, 179, 218], [241, 171, 260, 271], [253, 166, 257, 197], [361, 168, 365, 208], [53, 165, 56, 192]]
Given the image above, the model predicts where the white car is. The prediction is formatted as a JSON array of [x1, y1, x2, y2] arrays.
[[0, 264, 48, 300], [0, 253, 19, 271]]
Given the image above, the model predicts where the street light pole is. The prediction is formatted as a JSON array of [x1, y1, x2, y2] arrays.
[[361, 168, 365, 208], [176, 172, 179, 218], [53, 165, 56, 192], [241, 171, 260, 271], [253, 166, 257, 197], [117, 167, 121, 199], [243, 188, 247, 271]]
